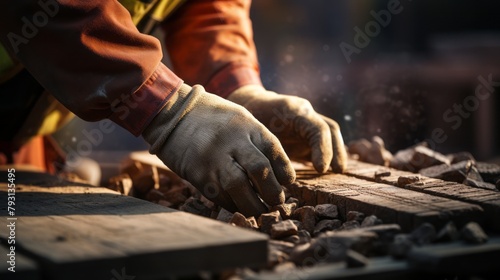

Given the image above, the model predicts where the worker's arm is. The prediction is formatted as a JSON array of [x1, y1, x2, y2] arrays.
[[0, 0, 180, 136], [164, 0, 347, 173], [0, 0, 294, 217]]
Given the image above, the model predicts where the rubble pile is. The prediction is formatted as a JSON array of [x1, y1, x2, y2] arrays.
[[349, 138, 500, 191], [106, 139, 497, 275]]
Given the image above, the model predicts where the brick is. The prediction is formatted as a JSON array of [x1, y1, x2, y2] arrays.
[[296, 172, 483, 231], [345, 160, 500, 230]]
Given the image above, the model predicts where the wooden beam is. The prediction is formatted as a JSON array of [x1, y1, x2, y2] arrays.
[[0, 181, 267, 280], [0, 244, 40, 280]]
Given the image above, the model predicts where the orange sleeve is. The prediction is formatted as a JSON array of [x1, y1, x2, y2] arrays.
[[0, 0, 182, 136], [162, 0, 262, 98]]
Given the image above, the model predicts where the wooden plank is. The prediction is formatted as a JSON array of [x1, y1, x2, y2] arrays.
[[408, 237, 500, 274], [252, 257, 413, 280], [0, 244, 40, 280], [345, 160, 500, 230], [291, 171, 483, 231], [0, 181, 267, 280]]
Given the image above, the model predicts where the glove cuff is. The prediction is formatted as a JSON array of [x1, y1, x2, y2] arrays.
[[142, 83, 197, 154]]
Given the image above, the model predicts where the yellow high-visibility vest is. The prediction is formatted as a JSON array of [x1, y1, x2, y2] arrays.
[[1, 0, 185, 145]]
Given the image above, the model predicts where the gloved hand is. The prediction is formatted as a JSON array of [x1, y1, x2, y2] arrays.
[[142, 84, 295, 217], [228, 85, 347, 174]]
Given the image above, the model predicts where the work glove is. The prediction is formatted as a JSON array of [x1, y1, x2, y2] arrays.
[[142, 84, 295, 217], [228, 85, 347, 174]]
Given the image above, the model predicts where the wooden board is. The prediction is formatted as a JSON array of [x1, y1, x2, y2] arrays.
[[252, 257, 413, 280], [0, 244, 40, 280], [408, 238, 500, 274], [0, 180, 267, 280], [345, 160, 500, 230], [291, 171, 483, 231]]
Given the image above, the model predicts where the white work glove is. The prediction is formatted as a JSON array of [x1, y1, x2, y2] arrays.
[[142, 84, 295, 217], [228, 85, 347, 174]]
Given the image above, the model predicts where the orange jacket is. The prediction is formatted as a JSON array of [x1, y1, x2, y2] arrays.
[[0, 0, 262, 137]]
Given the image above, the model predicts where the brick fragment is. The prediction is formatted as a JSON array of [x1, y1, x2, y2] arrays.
[[216, 208, 234, 223], [314, 204, 338, 219], [271, 220, 299, 239], [258, 211, 282, 234], [313, 219, 342, 236], [293, 206, 316, 234], [390, 234, 414, 259], [346, 211, 365, 223], [229, 212, 256, 229], [461, 222, 488, 244], [410, 223, 436, 246], [270, 203, 297, 219], [435, 221, 460, 243], [397, 175, 421, 187], [361, 215, 382, 227], [409, 146, 450, 171]]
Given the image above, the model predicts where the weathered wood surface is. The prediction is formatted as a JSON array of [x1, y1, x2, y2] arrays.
[[408, 238, 500, 274], [252, 257, 413, 280], [0, 178, 267, 280], [0, 244, 40, 280], [291, 171, 484, 231], [345, 160, 500, 230]]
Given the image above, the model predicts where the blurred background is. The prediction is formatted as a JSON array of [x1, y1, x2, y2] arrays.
[[53, 0, 500, 181]]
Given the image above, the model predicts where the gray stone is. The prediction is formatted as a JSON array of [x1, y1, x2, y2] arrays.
[[179, 197, 212, 217], [317, 229, 378, 256], [410, 146, 450, 171], [461, 222, 488, 244], [271, 220, 299, 239], [340, 220, 361, 231], [436, 222, 460, 243], [449, 151, 476, 164], [346, 211, 365, 223], [216, 208, 234, 223], [410, 223, 436, 245], [313, 219, 342, 236], [281, 235, 300, 244], [390, 234, 414, 259], [314, 204, 338, 219], [464, 178, 497, 191], [297, 230, 312, 244], [361, 215, 382, 227]]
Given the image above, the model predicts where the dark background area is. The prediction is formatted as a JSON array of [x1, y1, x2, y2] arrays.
[[54, 0, 500, 166]]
